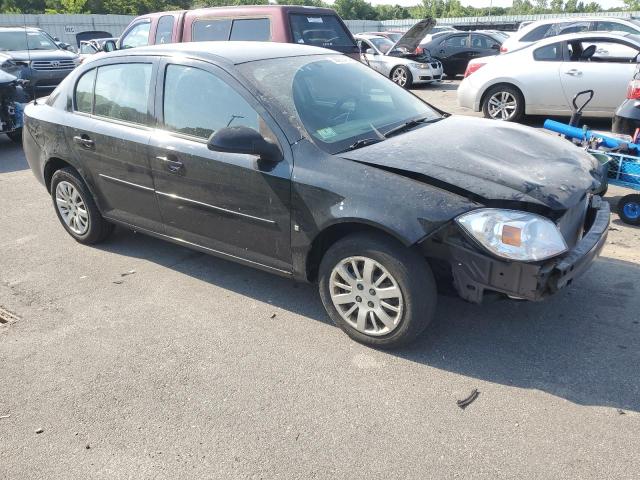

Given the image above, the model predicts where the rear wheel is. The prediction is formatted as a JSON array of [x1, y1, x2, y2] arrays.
[[391, 66, 413, 89], [50, 167, 114, 244], [618, 194, 640, 226], [482, 84, 524, 122], [6, 128, 22, 143], [318, 233, 436, 348]]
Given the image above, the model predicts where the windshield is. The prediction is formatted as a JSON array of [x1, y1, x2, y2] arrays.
[[0, 31, 58, 51], [238, 55, 440, 154], [369, 37, 394, 53], [289, 14, 355, 48]]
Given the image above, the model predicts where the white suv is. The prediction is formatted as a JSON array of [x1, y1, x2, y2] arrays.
[[501, 16, 640, 53]]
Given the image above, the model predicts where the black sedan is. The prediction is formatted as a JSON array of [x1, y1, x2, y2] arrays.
[[23, 42, 608, 348], [420, 31, 503, 77]]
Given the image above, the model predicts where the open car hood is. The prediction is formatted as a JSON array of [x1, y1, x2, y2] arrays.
[[388, 18, 435, 54], [340, 116, 601, 215]]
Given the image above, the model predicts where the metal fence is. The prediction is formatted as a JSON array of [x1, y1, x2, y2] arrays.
[[0, 14, 133, 46], [2, 11, 640, 43]]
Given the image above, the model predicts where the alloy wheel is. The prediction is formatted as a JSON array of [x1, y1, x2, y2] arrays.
[[329, 256, 404, 336], [487, 91, 518, 120], [55, 180, 90, 235], [392, 68, 407, 87]]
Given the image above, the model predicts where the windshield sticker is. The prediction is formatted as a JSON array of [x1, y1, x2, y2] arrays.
[[316, 127, 336, 140], [307, 17, 323, 23]]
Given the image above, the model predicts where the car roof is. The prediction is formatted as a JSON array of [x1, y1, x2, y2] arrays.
[[525, 16, 633, 27], [532, 30, 638, 46], [105, 41, 336, 65], [140, 4, 340, 19]]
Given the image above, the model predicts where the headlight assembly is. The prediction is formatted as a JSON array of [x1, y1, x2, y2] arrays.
[[456, 209, 568, 262], [409, 62, 429, 70]]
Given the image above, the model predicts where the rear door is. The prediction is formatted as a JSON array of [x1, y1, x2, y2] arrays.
[[437, 33, 470, 75], [67, 58, 163, 232], [560, 39, 638, 114], [469, 33, 499, 60], [148, 58, 293, 273]]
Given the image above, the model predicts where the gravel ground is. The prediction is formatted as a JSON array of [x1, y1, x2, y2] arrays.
[[1, 88, 639, 479]]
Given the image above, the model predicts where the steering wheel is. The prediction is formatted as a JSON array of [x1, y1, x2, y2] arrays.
[[329, 95, 359, 125]]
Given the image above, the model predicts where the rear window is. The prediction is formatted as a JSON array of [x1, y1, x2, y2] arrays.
[[521, 24, 551, 42], [155, 15, 174, 44], [289, 14, 355, 48], [533, 42, 563, 62], [192, 18, 271, 42]]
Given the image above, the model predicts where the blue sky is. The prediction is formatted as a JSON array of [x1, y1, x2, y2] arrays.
[[363, 0, 626, 9]]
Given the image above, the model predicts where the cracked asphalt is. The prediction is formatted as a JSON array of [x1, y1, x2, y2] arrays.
[[1, 86, 640, 479]]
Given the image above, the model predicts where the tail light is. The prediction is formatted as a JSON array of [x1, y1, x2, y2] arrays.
[[500, 46, 508, 53], [627, 79, 640, 99], [464, 63, 485, 78]]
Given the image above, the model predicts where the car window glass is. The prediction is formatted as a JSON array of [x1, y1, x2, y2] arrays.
[[155, 15, 174, 44], [75, 68, 96, 114], [192, 19, 232, 41], [94, 63, 152, 124], [577, 40, 638, 62], [121, 22, 150, 49], [444, 35, 468, 48], [533, 42, 563, 61], [229, 18, 270, 41], [521, 24, 551, 42], [289, 14, 355, 47], [470, 34, 491, 49], [369, 37, 393, 53], [163, 64, 261, 139], [79, 43, 96, 54], [595, 21, 637, 34], [551, 22, 589, 37]]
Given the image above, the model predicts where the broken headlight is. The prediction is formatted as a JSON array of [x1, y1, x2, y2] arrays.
[[456, 209, 568, 262]]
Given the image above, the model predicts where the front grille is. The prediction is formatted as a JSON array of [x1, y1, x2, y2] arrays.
[[31, 60, 76, 71], [431, 62, 440, 68]]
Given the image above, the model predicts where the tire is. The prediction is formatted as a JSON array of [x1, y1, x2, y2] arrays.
[[482, 84, 525, 122], [6, 128, 22, 143], [390, 66, 413, 89], [618, 194, 640, 226], [318, 233, 437, 348], [50, 167, 114, 244]]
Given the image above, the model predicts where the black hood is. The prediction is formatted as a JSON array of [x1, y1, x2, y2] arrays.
[[341, 116, 600, 215]]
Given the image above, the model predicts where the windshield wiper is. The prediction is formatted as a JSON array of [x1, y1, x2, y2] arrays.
[[338, 137, 383, 153], [383, 116, 440, 139]]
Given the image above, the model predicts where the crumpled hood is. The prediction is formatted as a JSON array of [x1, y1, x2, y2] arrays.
[[340, 116, 600, 214]]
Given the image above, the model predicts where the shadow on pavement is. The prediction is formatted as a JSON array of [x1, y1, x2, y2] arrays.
[[0, 136, 28, 174], [97, 228, 640, 412]]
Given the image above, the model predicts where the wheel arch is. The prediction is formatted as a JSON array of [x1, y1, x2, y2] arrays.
[[479, 81, 526, 113], [304, 220, 417, 282], [44, 157, 76, 193]]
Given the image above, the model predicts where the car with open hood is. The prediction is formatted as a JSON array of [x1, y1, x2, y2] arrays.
[[355, 19, 444, 88], [23, 42, 609, 348]]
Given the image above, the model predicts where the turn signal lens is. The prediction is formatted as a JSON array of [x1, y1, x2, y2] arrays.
[[501, 225, 522, 247]]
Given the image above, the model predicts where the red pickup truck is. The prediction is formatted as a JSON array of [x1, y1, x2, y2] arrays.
[[112, 5, 359, 59]]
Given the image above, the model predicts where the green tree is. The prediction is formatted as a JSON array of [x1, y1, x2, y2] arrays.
[[334, 0, 378, 20]]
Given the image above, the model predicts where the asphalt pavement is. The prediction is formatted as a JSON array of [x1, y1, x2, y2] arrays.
[[1, 92, 639, 479]]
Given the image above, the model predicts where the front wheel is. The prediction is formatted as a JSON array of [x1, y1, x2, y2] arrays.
[[6, 128, 22, 143], [482, 85, 524, 122], [318, 233, 437, 348], [391, 66, 413, 89], [618, 194, 640, 225]]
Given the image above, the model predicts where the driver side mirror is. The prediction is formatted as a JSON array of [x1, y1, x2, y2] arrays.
[[207, 126, 282, 163], [365, 48, 377, 55], [491, 43, 501, 50], [103, 40, 117, 52]]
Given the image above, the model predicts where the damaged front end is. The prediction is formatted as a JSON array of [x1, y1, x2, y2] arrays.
[[420, 195, 609, 303]]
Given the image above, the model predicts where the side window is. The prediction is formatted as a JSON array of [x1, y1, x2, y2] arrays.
[[192, 19, 232, 41], [75, 68, 96, 113], [578, 41, 638, 62], [594, 21, 637, 34], [521, 24, 551, 42], [229, 18, 270, 41], [470, 34, 491, 49], [552, 22, 589, 37], [121, 22, 150, 49], [533, 42, 563, 62], [444, 35, 468, 48], [94, 63, 152, 124], [163, 64, 261, 139], [155, 15, 174, 44]]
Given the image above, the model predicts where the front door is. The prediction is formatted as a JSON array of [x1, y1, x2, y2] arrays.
[[148, 59, 293, 273], [66, 60, 163, 232]]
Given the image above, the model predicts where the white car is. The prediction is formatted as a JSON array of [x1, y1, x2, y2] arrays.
[[354, 19, 444, 88], [458, 32, 640, 121], [502, 16, 640, 53]]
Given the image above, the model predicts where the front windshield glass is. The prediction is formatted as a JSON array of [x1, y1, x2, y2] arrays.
[[238, 55, 439, 154], [0, 31, 58, 51], [369, 37, 395, 53]]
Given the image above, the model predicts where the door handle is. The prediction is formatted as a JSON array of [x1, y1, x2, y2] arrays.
[[565, 69, 582, 76], [156, 155, 184, 173], [73, 135, 95, 150]]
